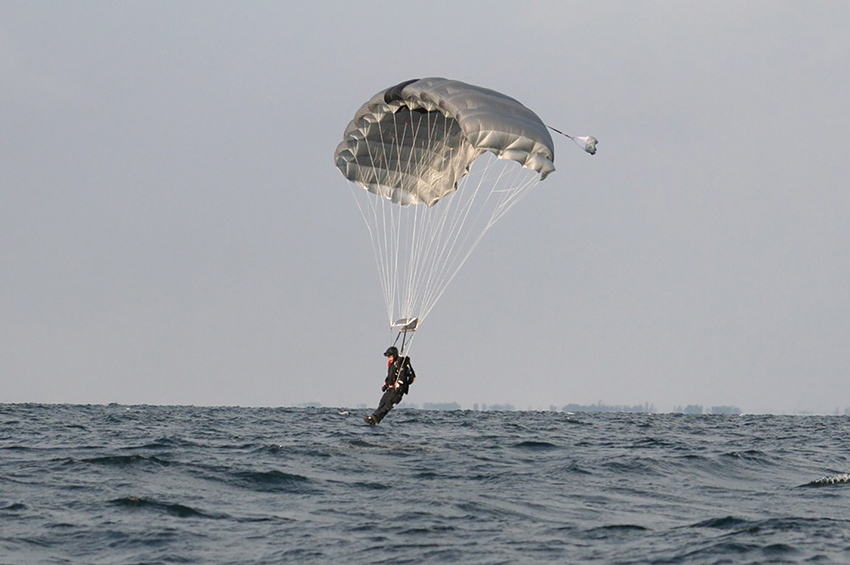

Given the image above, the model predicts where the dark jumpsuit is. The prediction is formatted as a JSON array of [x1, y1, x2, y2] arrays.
[[369, 356, 415, 424]]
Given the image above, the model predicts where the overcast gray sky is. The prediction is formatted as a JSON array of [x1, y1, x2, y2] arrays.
[[2, 2, 848, 414]]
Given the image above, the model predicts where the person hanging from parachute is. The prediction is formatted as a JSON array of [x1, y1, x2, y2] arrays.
[[334, 78, 596, 425], [364, 346, 416, 426]]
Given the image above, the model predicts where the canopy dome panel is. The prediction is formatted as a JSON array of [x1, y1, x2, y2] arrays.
[[335, 78, 555, 206]]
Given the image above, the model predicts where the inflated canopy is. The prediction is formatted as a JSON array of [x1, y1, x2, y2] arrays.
[[334, 77, 556, 207]]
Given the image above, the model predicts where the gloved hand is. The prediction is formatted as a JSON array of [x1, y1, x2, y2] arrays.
[[381, 383, 388, 392]]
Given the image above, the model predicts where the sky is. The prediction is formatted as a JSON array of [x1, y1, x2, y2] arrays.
[[2, 1, 849, 414]]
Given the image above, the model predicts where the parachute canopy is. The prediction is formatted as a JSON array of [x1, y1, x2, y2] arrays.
[[335, 78, 579, 343], [334, 77, 556, 207]]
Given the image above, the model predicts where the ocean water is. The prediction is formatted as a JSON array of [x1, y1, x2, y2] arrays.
[[2, 405, 850, 564]]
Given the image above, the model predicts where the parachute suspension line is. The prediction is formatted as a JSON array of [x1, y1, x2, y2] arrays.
[[391, 109, 446, 325], [347, 185, 389, 318], [416, 154, 542, 322], [349, 111, 401, 326], [485, 155, 542, 229], [400, 110, 432, 320], [408, 111, 463, 323], [546, 124, 572, 139], [345, 105, 547, 332], [350, 152, 542, 329], [360, 181, 391, 324], [417, 154, 489, 321], [396, 108, 436, 326], [387, 111, 405, 324], [352, 106, 442, 328], [383, 109, 411, 324], [418, 120, 503, 320]]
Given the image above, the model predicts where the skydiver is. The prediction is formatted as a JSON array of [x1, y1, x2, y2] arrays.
[[364, 346, 416, 425]]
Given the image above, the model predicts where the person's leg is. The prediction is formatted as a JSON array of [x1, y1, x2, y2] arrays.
[[371, 389, 403, 423], [366, 388, 396, 424]]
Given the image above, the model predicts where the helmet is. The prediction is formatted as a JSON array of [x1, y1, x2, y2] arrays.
[[383, 346, 399, 357]]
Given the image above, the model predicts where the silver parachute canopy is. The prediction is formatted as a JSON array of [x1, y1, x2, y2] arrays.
[[334, 77, 556, 207]]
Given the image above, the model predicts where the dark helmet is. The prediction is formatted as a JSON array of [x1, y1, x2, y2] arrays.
[[383, 346, 399, 357]]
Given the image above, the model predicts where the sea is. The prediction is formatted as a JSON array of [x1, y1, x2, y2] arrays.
[[2, 405, 850, 564]]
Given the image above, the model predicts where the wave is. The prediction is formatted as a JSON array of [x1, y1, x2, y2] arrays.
[[691, 515, 850, 531], [682, 516, 848, 561], [228, 469, 317, 494], [350, 481, 391, 491], [79, 454, 171, 467], [799, 473, 850, 487], [691, 515, 750, 529], [109, 496, 224, 519], [583, 524, 651, 540], [720, 449, 772, 462], [1, 502, 27, 511], [510, 440, 559, 451], [119, 436, 201, 450]]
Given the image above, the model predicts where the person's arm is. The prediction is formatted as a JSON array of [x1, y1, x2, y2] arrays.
[[384, 361, 398, 390], [382, 366, 392, 390]]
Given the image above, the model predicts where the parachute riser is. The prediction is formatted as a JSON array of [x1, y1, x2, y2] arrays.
[[392, 330, 408, 356]]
